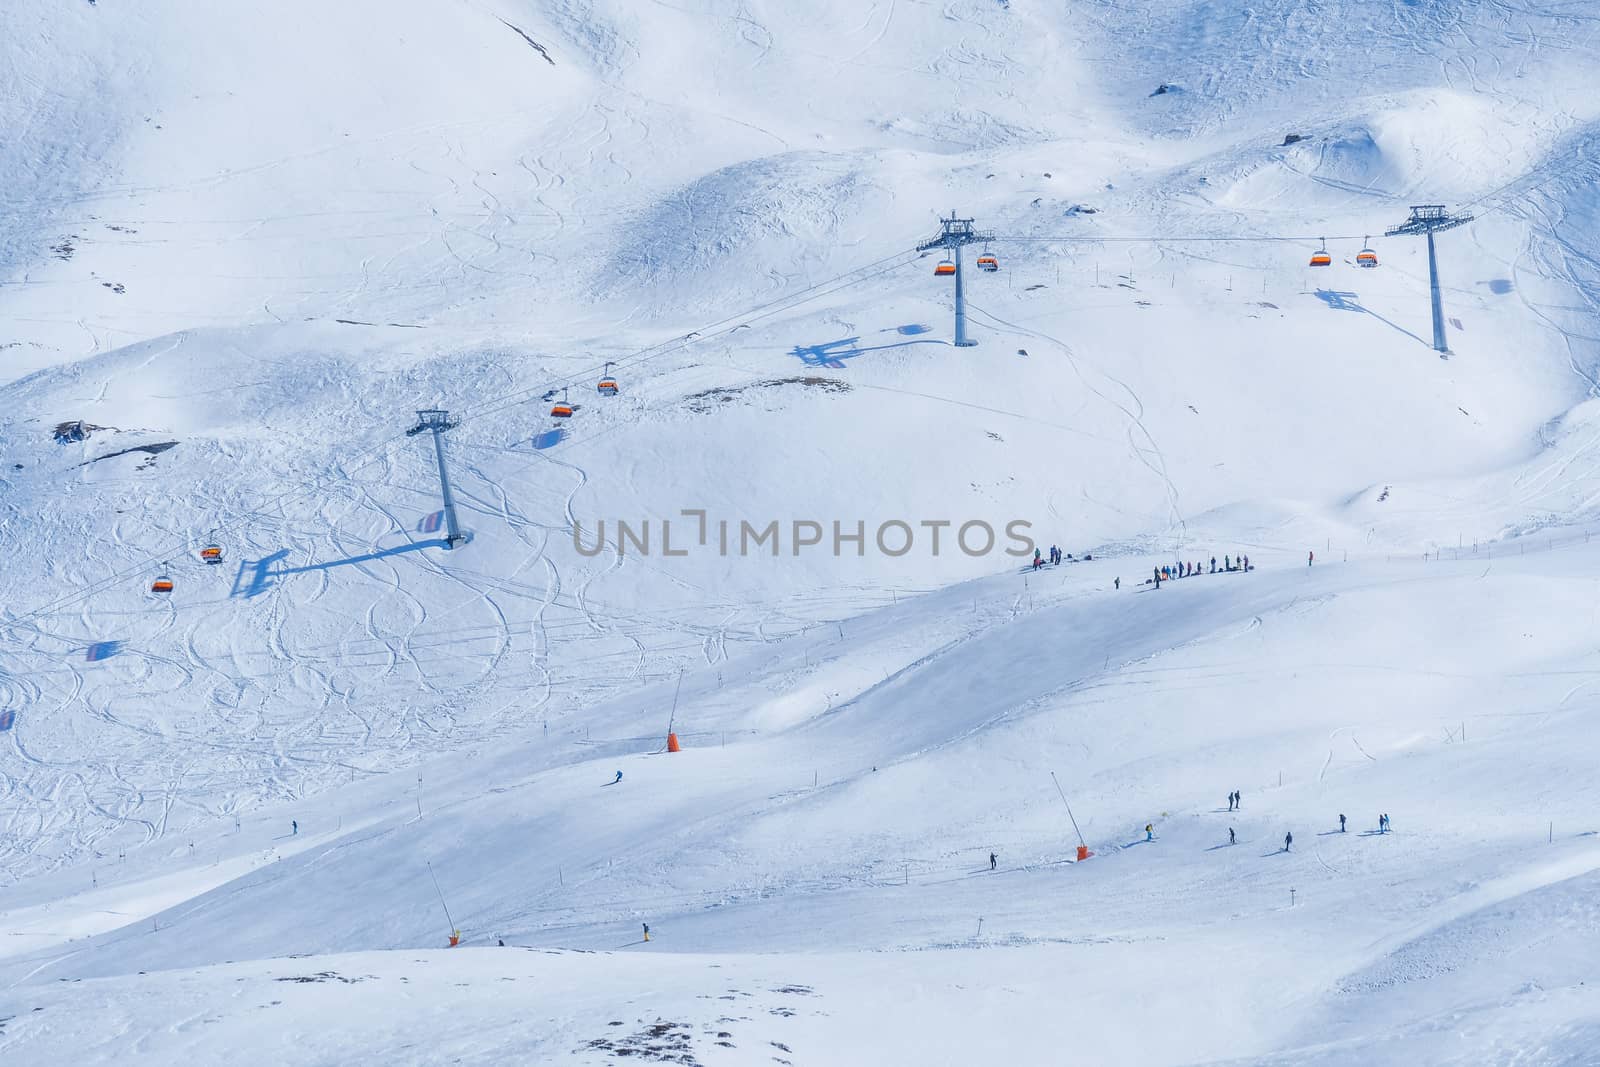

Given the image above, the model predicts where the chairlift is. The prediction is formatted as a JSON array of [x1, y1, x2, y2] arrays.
[[1356, 237, 1378, 268], [597, 362, 619, 397], [934, 255, 955, 277], [976, 249, 999, 272], [550, 387, 574, 418], [199, 541, 224, 565], [1309, 238, 1332, 268], [151, 566, 174, 595]]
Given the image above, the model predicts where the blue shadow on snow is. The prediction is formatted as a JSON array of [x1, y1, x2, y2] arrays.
[[1311, 288, 1429, 347], [789, 336, 946, 369], [233, 540, 447, 599]]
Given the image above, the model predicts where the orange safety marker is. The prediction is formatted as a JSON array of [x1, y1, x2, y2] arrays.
[[666, 732, 681, 753], [1076, 845, 1092, 862], [448, 929, 460, 947]]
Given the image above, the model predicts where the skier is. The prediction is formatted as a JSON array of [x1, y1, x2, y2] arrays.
[[1228, 827, 1236, 845], [1308, 550, 1314, 566], [990, 851, 997, 871], [1224, 554, 1231, 571], [613, 770, 623, 785], [1210, 556, 1216, 573], [1284, 831, 1293, 852], [1235, 789, 1242, 809], [1114, 577, 1121, 590], [643, 923, 650, 942], [1226, 791, 1234, 811], [1145, 823, 1154, 842], [1154, 567, 1162, 588], [291, 820, 297, 835], [1339, 813, 1346, 833], [1243, 554, 1250, 571]]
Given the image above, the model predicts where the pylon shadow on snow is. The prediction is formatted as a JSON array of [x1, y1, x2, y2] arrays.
[[788, 336, 944, 368], [233, 540, 448, 599], [1311, 288, 1430, 347]]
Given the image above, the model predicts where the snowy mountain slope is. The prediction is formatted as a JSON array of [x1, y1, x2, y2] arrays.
[[5, 0, 1600, 1063]]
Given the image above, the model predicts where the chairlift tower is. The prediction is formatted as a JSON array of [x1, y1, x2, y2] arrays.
[[407, 409, 466, 548], [1384, 205, 1473, 357], [918, 211, 994, 347]]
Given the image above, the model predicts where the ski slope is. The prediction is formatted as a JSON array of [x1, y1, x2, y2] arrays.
[[4, 1, 1600, 1063]]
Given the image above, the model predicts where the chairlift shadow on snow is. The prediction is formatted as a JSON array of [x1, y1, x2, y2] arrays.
[[789, 335, 945, 369], [1311, 288, 1429, 347], [232, 540, 449, 598], [85, 640, 122, 662]]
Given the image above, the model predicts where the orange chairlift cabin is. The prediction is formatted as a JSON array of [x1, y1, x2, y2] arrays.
[[199, 541, 224, 565], [1356, 237, 1378, 268], [934, 254, 956, 277], [550, 387, 574, 418], [976, 247, 999, 272], [1309, 238, 1332, 268], [151, 566, 174, 595], [597, 362, 619, 397]]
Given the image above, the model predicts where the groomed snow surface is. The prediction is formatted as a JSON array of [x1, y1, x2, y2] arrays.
[[4, 1, 1600, 1064]]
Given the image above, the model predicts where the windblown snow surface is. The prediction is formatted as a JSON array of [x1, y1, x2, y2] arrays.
[[4, 1, 1600, 1064]]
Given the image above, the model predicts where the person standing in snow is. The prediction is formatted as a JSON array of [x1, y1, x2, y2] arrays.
[[1210, 556, 1217, 573], [1114, 577, 1121, 590], [1145, 823, 1154, 842], [1308, 550, 1314, 566], [1339, 813, 1346, 833], [291, 820, 297, 835], [1154, 567, 1162, 588], [1243, 554, 1250, 571], [1284, 831, 1293, 852], [643, 923, 650, 942], [990, 851, 997, 871], [1235, 789, 1242, 809], [1228, 827, 1236, 845]]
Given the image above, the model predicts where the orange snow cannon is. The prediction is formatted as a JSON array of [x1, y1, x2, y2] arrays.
[[667, 732, 682, 753]]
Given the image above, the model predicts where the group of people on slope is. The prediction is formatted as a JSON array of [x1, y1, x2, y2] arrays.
[[1150, 553, 1251, 587], [1034, 544, 1092, 571]]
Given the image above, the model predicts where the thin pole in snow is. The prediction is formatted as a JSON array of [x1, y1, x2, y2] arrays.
[[1050, 771, 1087, 848], [977, 917, 984, 938], [428, 861, 457, 931], [667, 669, 683, 736]]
